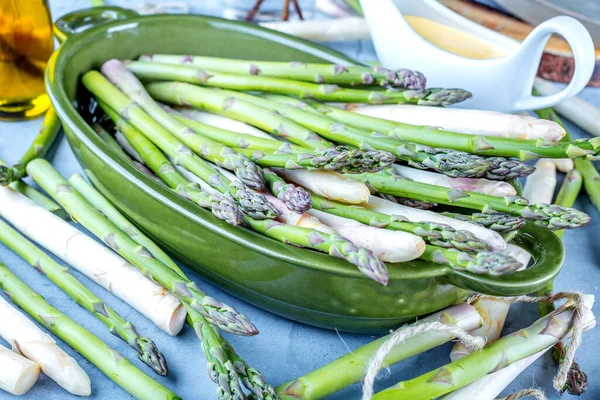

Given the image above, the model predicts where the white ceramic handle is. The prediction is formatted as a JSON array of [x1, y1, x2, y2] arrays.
[[511, 16, 594, 112]]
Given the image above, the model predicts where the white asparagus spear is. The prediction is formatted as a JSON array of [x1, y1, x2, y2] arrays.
[[442, 295, 596, 400], [308, 209, 426, 262], [391, 165, 516, 197], [449, 296, 511, 361], [504, 159, 557, 268], [175, 108, 274, 139], [0, 344, 40, 396], [365, 195, 506, 251], [275, 169, 370, 204], [0, 187, 186, 336], [350, 104, 565, 141], [523, 159, 557, 204], [260, 16, 370, 42], [553, 158, 574, 173], [0, 296, 90, 396]]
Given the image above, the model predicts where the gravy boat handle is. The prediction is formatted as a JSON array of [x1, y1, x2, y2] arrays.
[[508, 16, 594, 112]]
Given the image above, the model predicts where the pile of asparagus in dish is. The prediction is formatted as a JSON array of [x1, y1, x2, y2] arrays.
[[74, 57, 596, 286]]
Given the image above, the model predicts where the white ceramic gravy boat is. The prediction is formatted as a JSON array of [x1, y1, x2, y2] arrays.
[[360, 0, 595, 113]]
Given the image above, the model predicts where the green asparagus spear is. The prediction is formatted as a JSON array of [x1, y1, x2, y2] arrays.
[[308, 193, 491, 252], [102, 59, 266, 190], [534, 107, 600, 214], [259, 94, 538, 180], [174, 111, 394, 173], [0, 107, 62, 186], [372, 300, 594, 400], [27, 159, 258, 336], [575, 159, 600, 212], [98, 101, 246, 226], [231, 146, 393, 174], [441, 211, 526, 233], [139, 54, 424, 89], [126, 60, 469, 105], [533, 107, 588, 395], [0, 262, 180, 400], [153, 84, 333, 150], [0, 217, 167, 375], [83, 71, 278, 220], [263, 168, 312, 213], [147, 83, 531, 180], [351, 169, 590, 230], [277, 303, 481, 400], [305, 100, 600, 160]]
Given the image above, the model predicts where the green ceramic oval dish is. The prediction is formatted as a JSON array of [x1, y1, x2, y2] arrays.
[[46, 7, 564, 333]]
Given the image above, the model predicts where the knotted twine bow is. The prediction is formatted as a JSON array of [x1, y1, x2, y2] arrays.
[[361, 292, 587, 400]]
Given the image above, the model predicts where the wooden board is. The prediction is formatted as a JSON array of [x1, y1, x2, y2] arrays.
[[440, 0, 600, 87]]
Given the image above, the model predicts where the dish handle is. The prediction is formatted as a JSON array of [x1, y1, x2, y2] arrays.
[[443, 223, 564, 296], [53, 6, 138, 43]]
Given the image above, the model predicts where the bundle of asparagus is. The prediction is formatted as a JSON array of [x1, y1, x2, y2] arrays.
[[81, 59, 552, 280], [71, 57, 596, 287]]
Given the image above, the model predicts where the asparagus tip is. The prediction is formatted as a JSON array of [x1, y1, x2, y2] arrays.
[[466, 251, 523, 276], [211, 193, 247, 227], [282, 184, 312, 213], [232, 181, 280, 220], [485, 157, 536, 181], [233, 156, 266, 191], [137, 336, 169, 376], [522, 203, 591, 230]]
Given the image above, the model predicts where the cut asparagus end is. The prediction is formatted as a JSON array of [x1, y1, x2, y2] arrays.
[[211, 193, 247, 227], [281, 184, 312, 213], [231, 181, 280, 220]]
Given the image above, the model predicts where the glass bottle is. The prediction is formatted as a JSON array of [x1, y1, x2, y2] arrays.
[[0, 0, 54, 121]]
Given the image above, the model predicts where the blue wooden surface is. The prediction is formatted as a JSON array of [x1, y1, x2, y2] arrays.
[[0, 1, 598, 399]]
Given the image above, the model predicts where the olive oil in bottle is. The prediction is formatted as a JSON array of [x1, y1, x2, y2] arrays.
[[0, 0, 54, 120]]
